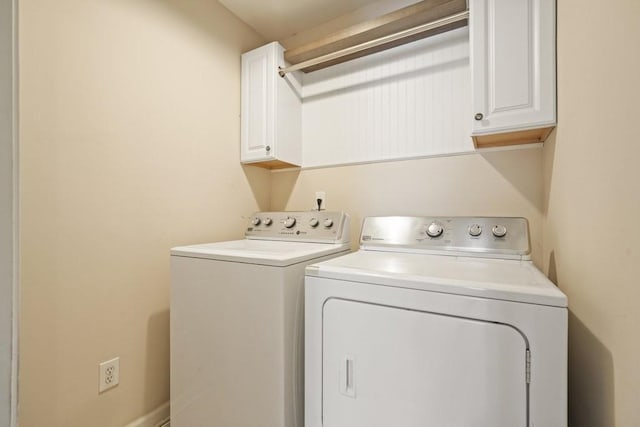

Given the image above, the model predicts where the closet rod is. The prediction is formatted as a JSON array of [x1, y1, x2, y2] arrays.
[[278, 9, 469, 77]]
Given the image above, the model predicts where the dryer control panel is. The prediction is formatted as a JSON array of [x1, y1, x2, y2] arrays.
[[360, 216, 530, 259], [246, 211, 350, 244]]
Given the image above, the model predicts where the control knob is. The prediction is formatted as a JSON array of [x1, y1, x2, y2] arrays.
[[468, 224, 482, 237], [492, 224, 507, 238], [309, 218, 319, 228], [251, 218, 261, 226], [323, 218, 334, 228], [426, 222, 444, 238], [263, 217, 273, 226], [284, 217, 296, 228]]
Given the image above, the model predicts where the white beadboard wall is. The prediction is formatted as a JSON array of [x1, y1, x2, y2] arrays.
[[301, 26, 473, 168]]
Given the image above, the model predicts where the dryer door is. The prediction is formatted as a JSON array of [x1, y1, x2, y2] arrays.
[[322, 299, 528, 427]]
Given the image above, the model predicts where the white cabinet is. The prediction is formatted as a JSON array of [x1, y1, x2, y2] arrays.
[[470, 0, 556, 148], [240, 2, 558, 165], [241, 42, 302, 168]]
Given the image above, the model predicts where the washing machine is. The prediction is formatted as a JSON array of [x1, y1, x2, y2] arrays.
[[305, 216, 567, 427], [171, 211, 350, 427]]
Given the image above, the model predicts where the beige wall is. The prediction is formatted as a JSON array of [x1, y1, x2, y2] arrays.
[[272, 149, 545, 265], [543, 0, 640, 426], [17, 0, 640, 426], [18, 0, 266, 425]]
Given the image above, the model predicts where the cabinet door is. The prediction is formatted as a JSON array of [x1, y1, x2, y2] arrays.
[[471, 0, 556, 135], [241, 43, 276, 163], [322, 299, 528, 427]]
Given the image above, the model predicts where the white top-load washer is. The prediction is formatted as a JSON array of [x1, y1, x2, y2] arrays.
[[305, 216, 567, 427], [171, 211, 350, 427]]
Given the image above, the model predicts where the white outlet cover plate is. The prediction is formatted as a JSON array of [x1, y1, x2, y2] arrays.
[[99, 357, 120, 393]]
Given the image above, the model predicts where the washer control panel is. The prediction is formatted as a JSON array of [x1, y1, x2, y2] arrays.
[[246, 211, 350, 243], [360, 216, 530, 259]]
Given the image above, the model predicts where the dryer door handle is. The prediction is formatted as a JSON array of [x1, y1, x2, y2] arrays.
[[340, 356, 356, 398]]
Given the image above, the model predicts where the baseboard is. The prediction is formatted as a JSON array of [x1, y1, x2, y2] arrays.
[[125, 402, 170, 427]]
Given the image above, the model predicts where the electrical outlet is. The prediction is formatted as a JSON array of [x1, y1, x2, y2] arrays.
[[99, 357, 120, 393], [315, 191, 326, 210]]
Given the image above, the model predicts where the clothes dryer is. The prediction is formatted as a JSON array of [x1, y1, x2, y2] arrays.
[[171, 211, 350, 427], [305, 216, 567, 427]]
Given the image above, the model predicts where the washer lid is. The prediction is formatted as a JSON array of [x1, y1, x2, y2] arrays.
[[306, 250, 567, 307], [171, 239, 351, 267]]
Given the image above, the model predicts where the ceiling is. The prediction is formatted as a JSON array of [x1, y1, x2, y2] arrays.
[[218, 0, 394, 41]]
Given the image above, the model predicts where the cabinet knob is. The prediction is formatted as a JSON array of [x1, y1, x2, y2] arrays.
[[265, 145, 271, 152], [474, 113, 484, 121]]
